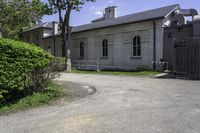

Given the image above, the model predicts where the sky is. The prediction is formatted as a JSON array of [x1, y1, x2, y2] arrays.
[[42, 0, 200, 26]]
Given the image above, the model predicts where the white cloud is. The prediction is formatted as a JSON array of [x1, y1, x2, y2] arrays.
[[89, 6, 104, 16], [95, 11, 103, 15], [108, 0, 115, 3]]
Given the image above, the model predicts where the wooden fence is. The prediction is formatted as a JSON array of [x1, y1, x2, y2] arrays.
[[174, 38, 200, 80]]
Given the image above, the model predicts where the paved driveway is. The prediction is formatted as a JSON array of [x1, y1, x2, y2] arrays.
[[1, 73, 200, 133]]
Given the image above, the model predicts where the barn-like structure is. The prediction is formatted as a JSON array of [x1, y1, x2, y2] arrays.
[[163, 15, 200, 79]]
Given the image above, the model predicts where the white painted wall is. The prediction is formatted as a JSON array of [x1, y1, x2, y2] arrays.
[[21, 19, 169, 70], [71, 19, 165, 70]]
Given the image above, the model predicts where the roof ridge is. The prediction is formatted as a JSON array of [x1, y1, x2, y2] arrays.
[[72, 4, 180, 33], [110, 4, 180, 21], [74, 4, 180, 28]]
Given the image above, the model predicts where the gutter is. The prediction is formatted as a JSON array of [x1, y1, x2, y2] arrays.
[[42, 17, 164, 39], [53, 37, 56, 56], [21, 27, 53, 34], [72, 17, 164, 34]]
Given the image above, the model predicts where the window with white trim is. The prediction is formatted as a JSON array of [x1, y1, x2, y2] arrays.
[[80, 42, 84, 57], [133, 36, 141, 56], [102, 39, 108, 57]]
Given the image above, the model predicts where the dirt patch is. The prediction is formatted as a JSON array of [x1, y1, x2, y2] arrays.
[[0, 81, 96, 116], [55, 80, 96, 103]]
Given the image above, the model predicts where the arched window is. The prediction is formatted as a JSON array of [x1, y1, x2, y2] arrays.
[[80, 42, 84, 57], [102, 39, 108, 57], [133, 36, 141, 56]]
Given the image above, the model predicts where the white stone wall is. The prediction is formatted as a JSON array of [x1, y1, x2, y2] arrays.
[[21, 19, 167, 70], [42, 37, 63, 57], [21, 29, 43, 45], [71, 20, 165, 70]]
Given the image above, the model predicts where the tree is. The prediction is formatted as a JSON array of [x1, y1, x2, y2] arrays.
[[0, 0, 51, 39], [48, 0, 95, 71]]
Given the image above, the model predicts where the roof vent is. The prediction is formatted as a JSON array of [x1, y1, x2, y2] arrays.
[[180, 9, 198, 17], [193, 15, 200, 37], [193, 15, 200, 23], [180, 9, 198, 21]]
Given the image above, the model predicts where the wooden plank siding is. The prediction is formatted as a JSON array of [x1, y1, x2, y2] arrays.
[[174, 38, 200, 80]]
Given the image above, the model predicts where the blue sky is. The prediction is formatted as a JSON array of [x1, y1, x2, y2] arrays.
[[42, 0, 200, 26]]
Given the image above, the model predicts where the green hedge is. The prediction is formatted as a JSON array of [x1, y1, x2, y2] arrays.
[[52, 57, 66, 71], [0, 38, 52, 102]]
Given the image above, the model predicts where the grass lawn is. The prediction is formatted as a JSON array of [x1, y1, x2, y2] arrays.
[[0, 83, 63, 114], [67, 70, 161, 76]]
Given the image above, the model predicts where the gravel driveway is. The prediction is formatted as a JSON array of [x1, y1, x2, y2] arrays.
[[1, 73, 200, 133]]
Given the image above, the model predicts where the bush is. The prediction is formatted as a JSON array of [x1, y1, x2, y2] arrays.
[[52, 57, 66, 72], [0, 38, 53, 104], [28, 59, 60, 93]]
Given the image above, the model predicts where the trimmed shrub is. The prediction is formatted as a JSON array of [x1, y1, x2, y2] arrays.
[[52, 57, 66, 72], [0, 38, 52, 103]]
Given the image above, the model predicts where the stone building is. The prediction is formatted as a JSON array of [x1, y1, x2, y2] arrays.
[[21, 4, 199, 70]]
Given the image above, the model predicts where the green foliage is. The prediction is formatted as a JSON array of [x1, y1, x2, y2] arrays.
[[0, 83, 62, 113], [48, 0, 96, 29], [52, 57, 66, 71], [48, 0, 96, 71], [68, 70, 161, 76], [0, 38, 52, 103], [0, 0, 52, 39], [48, 0, 96, 13]]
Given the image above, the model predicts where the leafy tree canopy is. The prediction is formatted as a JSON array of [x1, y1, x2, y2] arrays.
[[48, 0, 95, 70], [48, 0, 95, 35], [0, 0, 52, 39]]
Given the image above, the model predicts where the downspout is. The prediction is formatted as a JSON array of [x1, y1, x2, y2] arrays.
[[153, 20, 156, 71], [52, 21, 56, 56], [53, 37, 56, 56]]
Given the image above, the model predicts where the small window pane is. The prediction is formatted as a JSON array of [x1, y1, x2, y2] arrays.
[[102, 39, 108, 57], [133, 38, 137, 46], [133, 46, 137, 56], [137, 46, 141, 56], [138, 37, 140, 45], [80, 42, 84, 57], [133, 36, 141, 56]]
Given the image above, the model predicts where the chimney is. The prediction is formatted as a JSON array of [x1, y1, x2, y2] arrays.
[[52, 21, 58, 35], [104, 6, 117, 20]]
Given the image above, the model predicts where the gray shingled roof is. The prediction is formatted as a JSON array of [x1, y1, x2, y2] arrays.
[[72, 4, 179, 33], [22, 22, 53, 33]]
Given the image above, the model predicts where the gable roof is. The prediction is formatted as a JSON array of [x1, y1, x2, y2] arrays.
[[72, 4, 179, 33], [22, 22, 53, 33]]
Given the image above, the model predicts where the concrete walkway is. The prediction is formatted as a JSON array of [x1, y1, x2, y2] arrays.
[[1, 73, 200, 133]]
